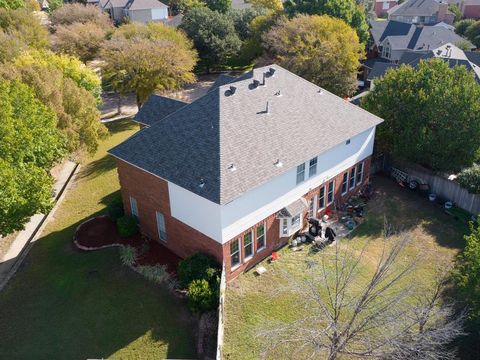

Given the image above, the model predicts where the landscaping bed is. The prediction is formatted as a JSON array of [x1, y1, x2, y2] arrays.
[[74, 215, 181, 274]]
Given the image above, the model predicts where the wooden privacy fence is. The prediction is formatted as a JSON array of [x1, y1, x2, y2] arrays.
[[397, 163, 480, 215], [216, 263, 227, 360]]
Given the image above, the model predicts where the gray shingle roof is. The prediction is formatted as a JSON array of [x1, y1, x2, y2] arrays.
[[370, 20, 474, 50], [367, 62, 399, 80], [466, 51, 480, 67], [134, 95, 187, 127], [208, 74, 237, 92], [109, 65, 383, 205], [125, 0, 168, 9], [278, 198, 308, 218], [388, 0, 447, 17]]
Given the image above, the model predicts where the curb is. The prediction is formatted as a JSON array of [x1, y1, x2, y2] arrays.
[[0, 163, 81, 292]]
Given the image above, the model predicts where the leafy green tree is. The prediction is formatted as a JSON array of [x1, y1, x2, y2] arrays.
[[180, 7, 241, 73], [0, 79, 65, 236], [0, 30, 26, 63], [229, 7, 266, 41], [362, 59, 480, 172], [465, 21, 480, 48], [0, 8, 49, 49], [15, 50, 102, 101], [284, 0, 370, 43], [250, 0, 283, 11], [0, 61, 107, 155], [262, 14, 364, 97], [457, 164, 480, 194], [455, 18, 476, 36], [449, 4, 462, 23], [47, 0, 63, 11], [453, 217, 480, 321], [52, 22, 107, 62], [203, 0, 231, 12], [102, 22, 197, 108], [0, 0, 24, 10]]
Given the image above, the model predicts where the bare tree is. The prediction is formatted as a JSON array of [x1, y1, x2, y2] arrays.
[[258, 230, 464, 360]]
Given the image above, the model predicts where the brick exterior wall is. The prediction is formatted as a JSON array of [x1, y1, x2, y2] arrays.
[[463, 4, 480, 19], [374, 1, 397, 17], [115, 156, 371, 281]]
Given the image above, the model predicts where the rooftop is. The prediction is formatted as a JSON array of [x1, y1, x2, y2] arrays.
[[109, 65, 383, 205]]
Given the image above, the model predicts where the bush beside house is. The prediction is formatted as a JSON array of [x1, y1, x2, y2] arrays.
[[116, 215, 138, 237], [457, 164, 480, 194]]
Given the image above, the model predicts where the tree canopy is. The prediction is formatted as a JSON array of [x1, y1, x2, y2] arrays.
[[0, 0, 24, 10], [0, 79, 65, 236], [50, 3, 112, 30], [262, 14, 364, 97], [102, 22, 197, 107], [361, 59, 480, 172], [180, 7, 241, 72], [283, 0, 369, 43], [203, 0, 231, 13], [0, 8, 49, 49]]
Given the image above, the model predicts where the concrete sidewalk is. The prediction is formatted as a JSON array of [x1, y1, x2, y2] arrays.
[[0, 161, 78, 291]]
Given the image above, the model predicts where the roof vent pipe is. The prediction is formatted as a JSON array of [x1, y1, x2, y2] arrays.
[[266, 101, 270, 114]]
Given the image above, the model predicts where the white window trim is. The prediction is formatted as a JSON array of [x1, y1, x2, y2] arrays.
[[327, 180, 335, 205], [130, 196, 139, 219], [256, 222, 266, 252], [279, 213, 303, 237], [356, 162, 364, 186], [309, 157, 318, 178], [156, 211, 167, 241], [296, 163, 306, 184], [349, 168, 356, 190], [231, 239, 241, 270], [341, 172, 349, 195], [318, 186, 326, 211], [243, 230, 254, 262]]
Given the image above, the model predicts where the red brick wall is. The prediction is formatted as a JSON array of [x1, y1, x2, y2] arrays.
[[374, 1, 397, 17], [463, 5, 480, 19], [115, 156, 371, 281], [115, 159, 224, 264]]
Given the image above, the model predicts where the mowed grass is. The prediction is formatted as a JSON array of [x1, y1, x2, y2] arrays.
[[223, 176, 469, 360], [0, 120, 197, 360]]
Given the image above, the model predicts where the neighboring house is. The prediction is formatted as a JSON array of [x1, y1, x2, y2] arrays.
[[108, 65, 383, 280], [368, 20, 474, 61], [364, 42, 480, 88], [100, 0, 181, 25], [374, 0, 399, 18], [388, 0, 455, 24], [459, 0, 480, 19]]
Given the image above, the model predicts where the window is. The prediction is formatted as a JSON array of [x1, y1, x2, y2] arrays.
[[296, 163, 305, 184], [382, 1, 389, 10], [231, 239, 240, 268], [349, 167, 356, 190], [341, 172, 348, 195], [256, 224, 266, 251], [382, 44, 391, 59], [309, 157, 317, 178], [156, 211, 167, 241], [244, 231, 253, 259], [356, 162, 364, 185], [130, 196, 139, 219], [319, 186, 325, 209], [282, 218, 288, 236], [309, 196, 317, 217], [327, 180, 335, 204], [291, 214, 301, 230]]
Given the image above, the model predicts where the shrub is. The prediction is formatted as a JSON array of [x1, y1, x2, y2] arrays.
[[107, 195, 124, 221], [457, 164, 480, 194], [137, 264, 171, 284], [177, 253, 220, 288], [116, 215, 137, 237], [120, 245, 137, 266], [187, 279, 219, 313], [455, 19, 476, 36]]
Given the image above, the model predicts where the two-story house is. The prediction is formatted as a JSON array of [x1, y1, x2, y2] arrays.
[[108, 65, 383, 280], [387, 0, 455, 24]]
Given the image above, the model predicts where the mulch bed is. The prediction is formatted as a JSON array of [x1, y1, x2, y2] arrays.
[[75, 216, 182, 274]]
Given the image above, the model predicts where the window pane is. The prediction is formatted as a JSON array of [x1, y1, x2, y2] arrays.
[[319, 187, 325, 208], [349, 168, 356, 189], [130, 196, 139, 219], [282, 219, 288, 235], [156, 211, 167, 241], [309, 157, 317, 177], [257, 224, 265, 250], [356, 163, 364, 185], [327, 180, 334, 204], [244, 232, 253, 258], [231, 239, 240, 267], [341, 172, 348, 194], [296, 163, 305, 184]]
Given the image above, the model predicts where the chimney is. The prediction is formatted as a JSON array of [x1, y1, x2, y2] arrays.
[[437, 1, 448, 22]]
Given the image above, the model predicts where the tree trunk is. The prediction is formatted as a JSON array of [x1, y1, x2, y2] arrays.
[[136, 93, 142, 111]]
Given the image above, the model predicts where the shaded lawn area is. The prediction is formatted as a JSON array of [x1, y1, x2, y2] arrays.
[[223, 176, 469, 360], [0, 119, 197, 360]]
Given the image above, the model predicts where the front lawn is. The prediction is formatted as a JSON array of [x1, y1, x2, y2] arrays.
[[223, 176, 469, 360], [0, 119, 197, 360]]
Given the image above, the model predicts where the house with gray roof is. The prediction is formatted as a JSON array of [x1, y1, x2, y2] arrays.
[[108, 65, 383, 280], [100, 0, 181, 25], [368, 20, 474, 62], [387, 0, 455, 24]]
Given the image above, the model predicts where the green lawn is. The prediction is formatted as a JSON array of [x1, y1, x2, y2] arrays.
[[223, 176, 469, 360], [0, 120, 197, 360]]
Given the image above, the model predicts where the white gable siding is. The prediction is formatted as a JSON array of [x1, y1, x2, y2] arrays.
[[167, 126, 376, 245], [127, 9, 153, 23], [152, 7, 168, 20]]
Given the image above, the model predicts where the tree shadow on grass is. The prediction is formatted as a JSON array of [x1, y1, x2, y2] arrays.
[[105, 118, 139, 134], [78, 154, 116, 180], [0, 208, 197, 360]]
